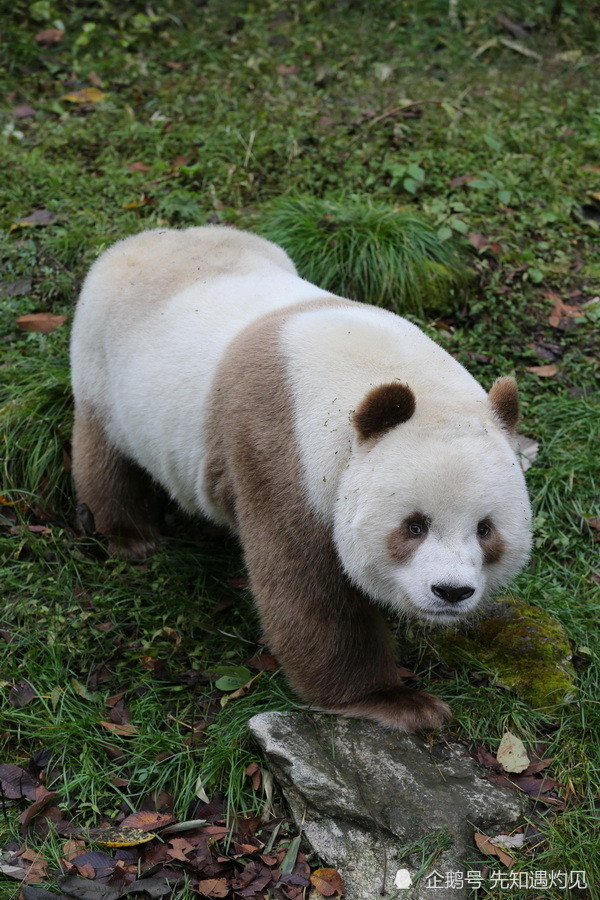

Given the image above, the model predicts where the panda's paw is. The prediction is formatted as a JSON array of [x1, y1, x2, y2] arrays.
[[337, 685, 452, 733]]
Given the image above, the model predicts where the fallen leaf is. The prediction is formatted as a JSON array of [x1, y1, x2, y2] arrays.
[[17, 312, 67, 333], [194, 773, 210, 804], [108, 698, 132, 726], [310, 866, 346, 896], [195, 878, 229, 898], [70, 850, 115, 878], [491, 833, 526, 850], [21, 886, 64, 900], [0, 277, 32, 297], [0, 851, 25, 880], [11, 208, 57, 229], [14, 847, 49, 883], [120, 810, 175, 832], [122, 877, 177, 897], [522, 757, 554, 776], [515, 434, 539, 472], [99, 721, 138, 736], [512, 774, 558, 797], [525, 364, 557, 377], [8, 679, 37, 707], [63, 88, 106, 104], [160, 818, 208, 835], [0, 763, 37, 800], [548, 297, 586, 327], [18, 788, 59, 829], [81, 826, 157, 847], [57, 874, 121, 900], [449, 174, 476, 188], [166, 837, 194, 861], [245, 762, 261, 791], [35, 28, 64, 43], [497, 731, 530, 773], [220, 672, 262, 705], [474, 832, 514, 867], [12, 105, 36, 118], [61, 839, 88, 861], [468, 232, 488, 251]]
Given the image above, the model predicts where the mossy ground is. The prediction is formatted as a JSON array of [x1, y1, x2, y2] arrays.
[[1, 2, 599, 898]]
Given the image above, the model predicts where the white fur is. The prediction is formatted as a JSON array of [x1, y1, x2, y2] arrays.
[[71, 225, 532, 622], [282, 304, 531, 622], [71, 226, 329, 519]]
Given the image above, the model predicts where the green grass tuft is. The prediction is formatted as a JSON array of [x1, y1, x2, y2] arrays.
[[0, 357, 72, 511], [258, 195, 470, 316]]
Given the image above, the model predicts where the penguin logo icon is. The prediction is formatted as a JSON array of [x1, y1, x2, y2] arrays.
[[394, 869, 413, 889]]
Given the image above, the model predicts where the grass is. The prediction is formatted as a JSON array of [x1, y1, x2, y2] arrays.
[[1, 0, 599, 897], [259, 195, 470, 315]]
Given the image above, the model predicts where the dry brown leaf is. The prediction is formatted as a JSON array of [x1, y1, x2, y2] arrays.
[[310, 866, 346, 896], [468, 232, 488, 251], [18, 789, 59, 829], [166, 837, 194, 861], [35, 28, 64, 43], [99, 720, 138, 736], [17, 313, 67, 333], [526, 364, 558, 377], [245, 762, 261, 791], [548, 297, 586, 327], [474, 832, 514, 867], [196, 878, 229, 898], [15, 847, 49, 883], [120, 810, 175, 831]]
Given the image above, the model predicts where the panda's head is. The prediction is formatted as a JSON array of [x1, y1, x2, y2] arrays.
[[334, 378, 532, 625]]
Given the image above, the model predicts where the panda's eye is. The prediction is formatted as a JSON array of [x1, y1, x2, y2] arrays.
[[477, 521, 492, 538], [407, 519, 428, 537]]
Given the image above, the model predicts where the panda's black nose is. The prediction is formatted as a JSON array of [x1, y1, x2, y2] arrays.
[[432, 584, 475, 604]]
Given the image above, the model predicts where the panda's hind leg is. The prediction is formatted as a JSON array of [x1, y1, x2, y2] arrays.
[[72, 406, 161, 558]]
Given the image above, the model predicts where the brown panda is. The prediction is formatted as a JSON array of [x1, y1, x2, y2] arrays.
[[70, 226, 532, 731]]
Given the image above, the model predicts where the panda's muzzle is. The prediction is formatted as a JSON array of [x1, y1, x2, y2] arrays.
[[431, 583, 475, 604]]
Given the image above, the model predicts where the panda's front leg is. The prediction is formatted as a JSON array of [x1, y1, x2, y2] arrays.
[[238, 511, 452, 733]]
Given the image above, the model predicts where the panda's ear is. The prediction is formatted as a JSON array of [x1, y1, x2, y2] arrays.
[[488, 376, 520, 433], [353, 382, 416, 441]]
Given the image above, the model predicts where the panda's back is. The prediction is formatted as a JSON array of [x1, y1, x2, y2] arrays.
[[70, 226, 329, 511]]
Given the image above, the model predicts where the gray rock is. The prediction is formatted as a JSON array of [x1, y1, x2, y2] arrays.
[[249, 711, 527, 900]]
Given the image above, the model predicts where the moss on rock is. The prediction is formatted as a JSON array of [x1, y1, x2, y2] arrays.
[[431, 594, 577, 714]]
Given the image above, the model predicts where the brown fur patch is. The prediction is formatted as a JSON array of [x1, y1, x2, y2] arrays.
[[203, 298, 451, 729], [478, 523, 505, 565], [488, 376, 520, 433], [387, 513, 429, 563], [353, 382, 416, 441], [71, 406, 161, 557]]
